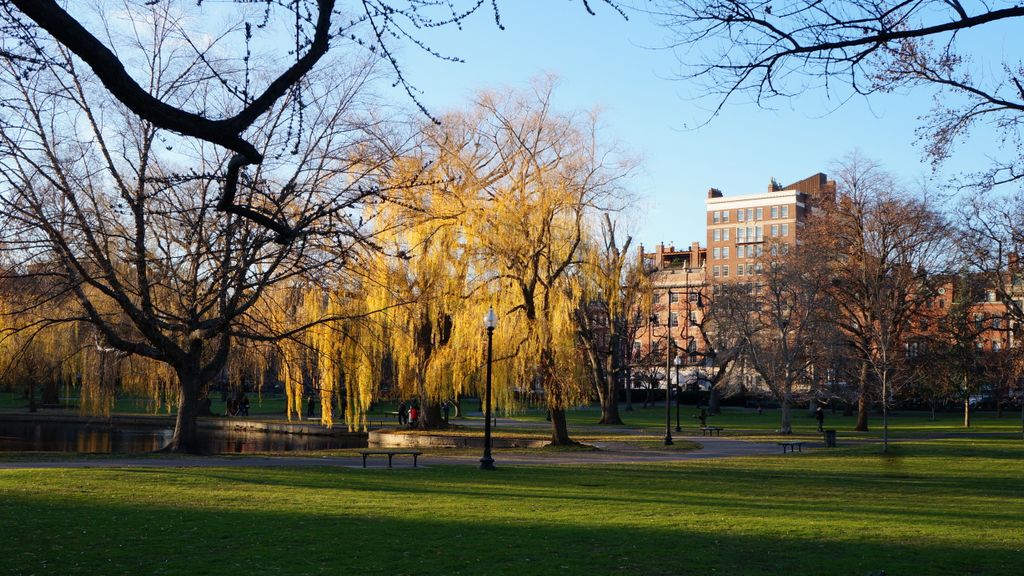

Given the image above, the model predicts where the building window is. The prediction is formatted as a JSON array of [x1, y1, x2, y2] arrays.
[[781, 205, 790, 218], [756, 245, 764, 256], [669, 312, 678, 327], [713, 229, 721, 242], [755, 207, 763, 220], [737, 265, 744, 276], [722, 265, 729, 277], [975, 313, 984, 329], [652, 293, 660, 303], [995, 341, 1003, 351], [781, 223, 789, 236], [737, 227, 745, 242], [737, 210, 745, 222], [713, 247, 720, 259], [670, 292, 679, 303], [755, 227, 763, 241], [771, 224, 779, 237], [723, 228, 730, 241], [993, 317, 1002, 329], [722, 210, 730, 222], [770, 206, 779, 219], [746, 208, 753, 221], [713, 265, 720, 277], [690, 311, 698, 323], [713, 211, 720, 224], [746, 264, 754, 275], [988, 290, 997, 302], [722, 246, 730, 259]]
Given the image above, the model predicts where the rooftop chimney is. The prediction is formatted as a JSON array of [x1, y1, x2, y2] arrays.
[[707, 188, 722, 199]]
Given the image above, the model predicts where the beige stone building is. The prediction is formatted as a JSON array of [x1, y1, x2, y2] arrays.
[[706, 173, 835, 283]]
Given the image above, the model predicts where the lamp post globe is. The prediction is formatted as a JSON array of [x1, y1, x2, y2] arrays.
[[480, 307, 498, 470]]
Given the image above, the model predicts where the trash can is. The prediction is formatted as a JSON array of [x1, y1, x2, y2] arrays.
[[824, 429, 837, 448]]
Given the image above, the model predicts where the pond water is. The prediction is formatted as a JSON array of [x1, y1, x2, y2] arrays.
[[0, 421, 364, 454]]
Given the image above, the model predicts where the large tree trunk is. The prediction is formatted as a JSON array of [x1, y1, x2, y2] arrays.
[[599, 356, 623, 425], [963, 397, 971, 428], [708, 386, 721, 415], [855, 361, 870, 432], [549, 408, 573, 445], [42, 378, 60, 405], [590, 353, 610, 422], [778, 390, 793, 435], [168, 367, 203, 454], [420, 400, 444, 429]]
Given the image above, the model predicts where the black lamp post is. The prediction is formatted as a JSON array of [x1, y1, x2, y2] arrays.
[[480, 307, 497, 470], [664, 289, 673, 446], [674, 354, 683, 431]]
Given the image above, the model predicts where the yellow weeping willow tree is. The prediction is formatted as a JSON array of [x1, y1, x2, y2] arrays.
[[245, 279, 383, 430], [416, 78, 632, 444], [235, 79, 635, 437], [351, 155, 477, 427], [0, 281, 178, 417]]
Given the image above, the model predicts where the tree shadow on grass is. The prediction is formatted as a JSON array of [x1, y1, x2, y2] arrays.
[[1, 489, 1020, 576]]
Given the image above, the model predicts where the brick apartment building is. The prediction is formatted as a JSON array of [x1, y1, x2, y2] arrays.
[[636, 242, 706, 380], [637, 171, 1018, 398], [635, 173, 836, 388]]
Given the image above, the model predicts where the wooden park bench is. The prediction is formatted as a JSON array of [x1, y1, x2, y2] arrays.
[[356, 449, 423, 468], [699, 426, 723, 436], [777, 441, 805, 454]]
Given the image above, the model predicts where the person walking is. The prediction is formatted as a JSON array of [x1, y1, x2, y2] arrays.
[[815, 405, 825, 432]]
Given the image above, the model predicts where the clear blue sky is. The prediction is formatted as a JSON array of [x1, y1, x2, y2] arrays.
[[390, 0, 1008, 249]]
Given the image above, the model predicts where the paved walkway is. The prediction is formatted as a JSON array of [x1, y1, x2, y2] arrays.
[[0, 432, 789, 470]]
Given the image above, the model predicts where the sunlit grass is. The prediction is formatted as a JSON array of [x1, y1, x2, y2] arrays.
[[1, 438, 1021, 575], [514, 404, 1024, 438]]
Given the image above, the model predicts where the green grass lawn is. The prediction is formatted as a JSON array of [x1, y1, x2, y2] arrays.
[[1, 439, 1021, 575], [510, 403, 1024, 438]]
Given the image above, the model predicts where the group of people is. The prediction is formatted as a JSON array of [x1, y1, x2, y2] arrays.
[[225, 392, 250, 417], [398, 401, 419, 426], [398, 400, 453, 426]]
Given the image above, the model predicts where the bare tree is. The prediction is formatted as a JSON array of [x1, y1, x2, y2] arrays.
[[691, 285, 739, 414], [1, 0, 623, 236], [575, 213, 648, 425], [807, 154, 949, 449], [0, 5, 381, 452], [644, 1, 1024, 189], [715, 245, 828, 434]]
